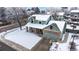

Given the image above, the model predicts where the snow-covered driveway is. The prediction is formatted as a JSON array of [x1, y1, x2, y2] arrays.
[[0, 27, 42, 50]]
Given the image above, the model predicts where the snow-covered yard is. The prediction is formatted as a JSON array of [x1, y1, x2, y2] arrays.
[[49, 33, 79, 51], [0, 27, 42, 50], [49, 42, 70, 51]]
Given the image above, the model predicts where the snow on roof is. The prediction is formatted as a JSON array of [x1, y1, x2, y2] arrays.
[[4, 28, 42, 50], [57, 12, 64, 15], [26, 20, 65, 32], [71, 10, 79, 13], [32, 14, 50, 21], [54, 21, 65, 32], [26, 20, 53, 29], [66, 24, 79, 30]]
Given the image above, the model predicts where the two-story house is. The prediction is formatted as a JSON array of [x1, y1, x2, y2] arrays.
[[25, 14, 66, 42]]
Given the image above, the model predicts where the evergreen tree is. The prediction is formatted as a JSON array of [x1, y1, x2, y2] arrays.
[[34, 7, 40, 14]]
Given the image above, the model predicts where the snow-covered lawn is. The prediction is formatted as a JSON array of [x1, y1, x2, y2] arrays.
[[0, 27, 42, 50], [49, 42, 70, 51], [57, 43, 70, 51], [49, 33, 79, 51]]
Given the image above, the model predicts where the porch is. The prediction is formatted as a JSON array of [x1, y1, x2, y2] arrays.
[[26, 27, 43, 37]]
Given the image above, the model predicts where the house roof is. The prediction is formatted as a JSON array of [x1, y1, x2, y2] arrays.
[[54, 21, 65, 32], [25, 20, 65, 32], [57, 12, 64, 15], [66, 24, 79, 30], [71, 10, 79, 13], [32, 14, 50, 21], [25, 20, 53, 29]]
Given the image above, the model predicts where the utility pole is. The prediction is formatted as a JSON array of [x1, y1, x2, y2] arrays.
[[71, 24, 76, 42], [70, 24, 76, 51]]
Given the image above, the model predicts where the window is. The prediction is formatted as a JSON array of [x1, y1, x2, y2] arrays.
[[31, 20, 33, 23], [31, 18, 34, 23], [42, 21, 46, 24], [50, 25, 53, 29], [39, 21, 41, 24], [34, 20, 38, 24]]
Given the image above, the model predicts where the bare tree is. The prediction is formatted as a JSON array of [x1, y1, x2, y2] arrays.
[[12, 7, 22, 30], [6, 7, 28, 30], [0, 7, 6, 22], [33, 7, 40, 14]]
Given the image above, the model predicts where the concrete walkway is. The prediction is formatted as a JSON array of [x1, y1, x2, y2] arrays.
[[62, 32, 69, 43]]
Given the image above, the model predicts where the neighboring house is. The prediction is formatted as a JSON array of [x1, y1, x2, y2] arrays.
[[56, 12, 65, 21], [66, 10, 79, 34], [70, 10, 79, 21], [51, 12, 64, 21], [66, 24, 79, 34], [25, 14, 66, 42]]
